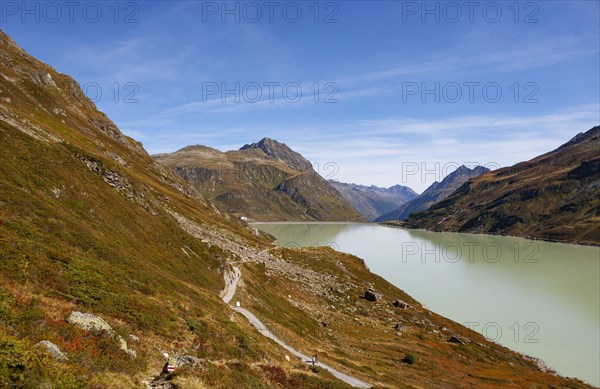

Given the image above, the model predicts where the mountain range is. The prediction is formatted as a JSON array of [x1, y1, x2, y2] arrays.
[[328, 181, 418, 221], [404, 127, 600, 245], [154, 138, 365, 222], [376, 166, 490, 222]]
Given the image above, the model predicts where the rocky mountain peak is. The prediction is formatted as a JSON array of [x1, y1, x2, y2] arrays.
[[387, 184, 419, 197], [240, 137, 313, 171], [375, 165, 490, 222], [444, 165, 489, 183]]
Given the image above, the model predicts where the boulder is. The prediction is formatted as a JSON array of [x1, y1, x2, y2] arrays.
[[35, 340, 68, 361], [394, 323, 404, 331], [66, 311, 136, 358], [393, 299, 409, 309], [66, 311, 113, 333], [447, 335, 466, 345], [176, 355, 201, 368], [364, 288, 379, 302], [162, 355, 201, 374]]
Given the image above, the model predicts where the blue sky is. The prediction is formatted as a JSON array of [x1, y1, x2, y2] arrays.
[[2, 0, 599, 192]]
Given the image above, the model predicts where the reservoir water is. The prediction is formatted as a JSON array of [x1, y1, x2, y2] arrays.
[[253, 222, 600, 387]]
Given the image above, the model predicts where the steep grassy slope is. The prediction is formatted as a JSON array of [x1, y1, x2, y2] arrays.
[[376, 166, 489, 222], [0, 29, 594, 388], [328, 182, 417, 221], [0, 29, 352, 387], [404, 128, 600, 245], [155, 141, 365, 222]]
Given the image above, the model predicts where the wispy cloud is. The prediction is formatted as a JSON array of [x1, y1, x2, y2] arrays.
[[131, 104, 597, 192], [155, 32, 598, 118], [66, 37, 195, 82]]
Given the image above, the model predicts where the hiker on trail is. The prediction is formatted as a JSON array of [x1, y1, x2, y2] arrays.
[[312, 354, 318, 366]]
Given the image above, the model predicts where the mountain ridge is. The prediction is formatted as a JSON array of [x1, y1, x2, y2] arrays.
[[240, 137, 314, 172], [403, 127, 600, 245], [155, 139, 365, 222], [376, 165, 490, 222], [328, 181, 418, 221]]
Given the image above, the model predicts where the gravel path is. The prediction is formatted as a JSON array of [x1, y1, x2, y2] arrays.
[[222, 266, 372, 389], [221, 266, 241, 304]]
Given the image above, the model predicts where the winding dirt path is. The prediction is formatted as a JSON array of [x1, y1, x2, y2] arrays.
[[221, 266, 241, 304], [222, 266, 371, 389]]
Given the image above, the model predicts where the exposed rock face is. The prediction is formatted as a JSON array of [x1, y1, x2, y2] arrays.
[[154, 139, 365, 222], [403, 127, 600, 245], [175, 355, 202, 368], [393, 299, 409, 309], [364, 288, 380, 302], [162, 355, 202, 373], [376, 165, 490, 222], [66, 311, 136, 358], [35, 341, 68, 361], [448, 335, 466, 345], [66, 311, 114, 333], [36, 72, 57, 88], [329, 181, 418, 221], [240, 137, 314, 172]]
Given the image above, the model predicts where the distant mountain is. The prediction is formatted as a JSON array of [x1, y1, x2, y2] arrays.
[[404, 126, 600, 245], [329, 181, 418, 221], [155, 139, 365, 222], [376, 166, 490, 222], [240, 137, 314, 171]]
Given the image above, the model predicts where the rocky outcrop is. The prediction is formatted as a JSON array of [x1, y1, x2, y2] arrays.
[[66, 311, 113, 332], [447, 335, 466, 345], [240, 137, 313, 172], [162, 355, 202, 374], [66, 311, 137, 358], [364, 288, 380, 302], [35, 341, 68, 361], [393, 299, 409, 309]]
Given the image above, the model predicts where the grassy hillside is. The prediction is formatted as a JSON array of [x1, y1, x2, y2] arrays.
[[0, 29, 349, 387], [403, 128, 600, 245], [0, 29, 594, 388], [154, 142, 365, 222]]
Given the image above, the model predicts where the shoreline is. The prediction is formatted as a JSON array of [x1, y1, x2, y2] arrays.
[[379, 220, 600, 248], [252, 221, 600, 387]]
